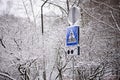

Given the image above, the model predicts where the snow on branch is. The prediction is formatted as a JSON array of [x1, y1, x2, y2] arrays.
[[21, 0, 31, 23], [110, 11, 120, 32], [0, 72, 16, 80], [79, 5, 120, 32], [41, 0, 68, 15], [92, 0, 120, 13]]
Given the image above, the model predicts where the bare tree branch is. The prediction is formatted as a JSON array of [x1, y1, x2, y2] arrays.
[[72, 0, 77, 6], [89, 65, 105, 79], [79, 5, 119, 32], [13, 39, 21, 50], [21, 0, 31, 23], [66, 0, 69, 12], [77, 0, 81, 6], [0, 72, 16, 80], [0, 38, 6, 48], [110, 11, 120, 32], [29, 0, 36, 27], [49, 65, 56, 80], [92, 0, 120, 13], [42, 1, 68, 15]]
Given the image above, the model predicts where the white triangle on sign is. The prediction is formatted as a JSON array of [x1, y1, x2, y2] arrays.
[[68, 30, 76, 43]]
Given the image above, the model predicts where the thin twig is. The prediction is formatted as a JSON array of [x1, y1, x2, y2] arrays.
[[77, 0, 81, 6], [72, 0, 77, 6], [92, 0, 120, 13], [29, 0, 36, 27], [79, 5, 117, 30], [38, 0, 68, 17], [13, 39, 21, 50], [0, 38, 6, 48], [110, 11, 120, 32], [49, 65, 56, 80], [21, 0, 31, 23], [0, 72, 16, 80], [66, 0, 69, 12]]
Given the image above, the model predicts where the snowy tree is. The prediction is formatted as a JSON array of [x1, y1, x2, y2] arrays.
[[0, 0, 120, 80]]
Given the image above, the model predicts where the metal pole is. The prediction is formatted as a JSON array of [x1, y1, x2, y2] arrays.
[[41, 0, 48, 35], [72, 7, 76, 25], [72, 56, 75, 80]]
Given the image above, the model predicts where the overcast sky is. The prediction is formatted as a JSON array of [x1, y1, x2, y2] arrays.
[[0, 0, 62, 18]]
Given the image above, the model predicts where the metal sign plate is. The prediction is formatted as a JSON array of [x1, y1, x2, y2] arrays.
[[68, 6, 80, 25], [66, 26, 79, 46]]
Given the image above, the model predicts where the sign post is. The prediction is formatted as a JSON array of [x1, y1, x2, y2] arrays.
[[66, 6, 80, 54], [66, 6, 80, 80]]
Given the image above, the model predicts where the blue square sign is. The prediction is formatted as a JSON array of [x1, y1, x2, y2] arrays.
[[66, 26, 79, 46]]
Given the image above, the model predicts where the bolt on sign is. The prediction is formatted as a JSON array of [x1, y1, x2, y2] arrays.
[[66, 26, 79, 46]]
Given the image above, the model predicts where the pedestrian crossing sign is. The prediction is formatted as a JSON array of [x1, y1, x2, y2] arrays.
[[66, 26, 79, 46]]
